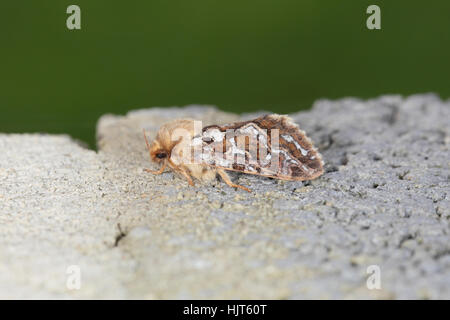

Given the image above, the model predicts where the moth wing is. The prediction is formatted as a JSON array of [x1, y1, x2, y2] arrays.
[[191, 115, 324, 181]]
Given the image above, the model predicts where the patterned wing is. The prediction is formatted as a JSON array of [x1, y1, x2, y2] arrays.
[[191, 114, 324, 181]]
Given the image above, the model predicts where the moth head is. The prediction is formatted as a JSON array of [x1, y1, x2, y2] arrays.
[[144, 120, 195, 166], [143, 129, 170, 166], [149, 139, 169, 164]]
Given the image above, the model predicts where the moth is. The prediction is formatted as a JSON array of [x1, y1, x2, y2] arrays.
[[143, 114, 324, 192]]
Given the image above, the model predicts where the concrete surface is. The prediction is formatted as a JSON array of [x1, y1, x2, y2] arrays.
[[0, 94, 449, 299]]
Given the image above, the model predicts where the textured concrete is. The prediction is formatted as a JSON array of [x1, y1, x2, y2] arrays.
[[0, 94, 449, 299]]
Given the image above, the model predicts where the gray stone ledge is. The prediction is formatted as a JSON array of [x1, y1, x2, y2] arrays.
[[0, 94, 449, 299]]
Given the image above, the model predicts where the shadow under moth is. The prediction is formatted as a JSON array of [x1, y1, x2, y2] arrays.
[[144, 114, 324, 192]]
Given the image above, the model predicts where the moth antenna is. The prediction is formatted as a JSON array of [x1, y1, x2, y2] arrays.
[[143, 128, 151, 151]]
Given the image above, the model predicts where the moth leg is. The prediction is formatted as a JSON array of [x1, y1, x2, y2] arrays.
[[179, 168, 195, 186], [217, 169, 251, 192], [168, 159, 195, 186], [144, 161, 167, 175]]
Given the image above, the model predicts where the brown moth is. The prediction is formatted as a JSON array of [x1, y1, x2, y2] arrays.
[[143, 114, 324, 192]]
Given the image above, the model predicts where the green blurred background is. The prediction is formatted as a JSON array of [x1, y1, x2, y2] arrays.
[[1, 1, 449, 148]]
